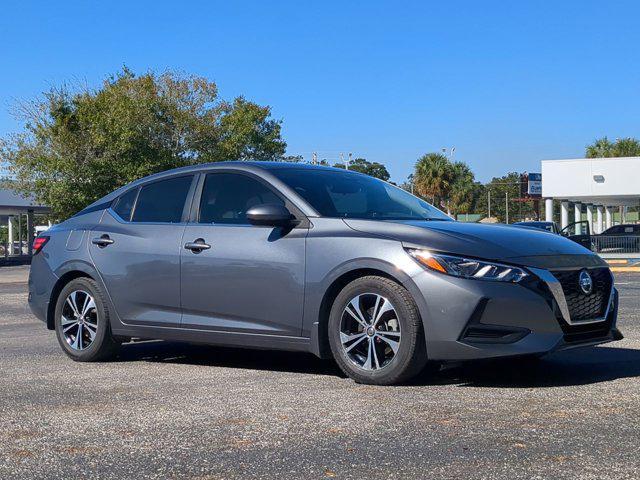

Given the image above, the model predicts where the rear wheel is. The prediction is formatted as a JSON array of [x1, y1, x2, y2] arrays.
[[54, 277, 119, 362], [328, 276, 427, 385]]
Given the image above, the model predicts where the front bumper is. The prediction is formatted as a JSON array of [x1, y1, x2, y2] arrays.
[[408, 265, 620, 361]]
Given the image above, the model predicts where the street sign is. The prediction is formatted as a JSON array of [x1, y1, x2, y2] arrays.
[[527, 173, 542, 197]]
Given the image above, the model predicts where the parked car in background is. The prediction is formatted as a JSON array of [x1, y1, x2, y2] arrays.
[[601, 224, 640, 236], [28, 162, 621, 385], [513, 220, 592, 250], [513, 221, 559, 234], [593, 224, 640, 253]]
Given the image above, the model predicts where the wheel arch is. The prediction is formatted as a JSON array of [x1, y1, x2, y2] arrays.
[[47, 261, 100, 330], [312, 261, 426, 359]]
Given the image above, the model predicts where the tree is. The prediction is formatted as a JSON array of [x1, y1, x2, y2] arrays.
[[412, 153, 479, 216], [281, 154, 305, 163], [474, 172, 536, 223], [0, 68, 286, 220], [448, 162, 476, 216], [413, 153, 454, 205], [586, 136, 640, 158], [399, 173, 414, 193], [216, 97, 286, 161], [333, 157, 390, 181]]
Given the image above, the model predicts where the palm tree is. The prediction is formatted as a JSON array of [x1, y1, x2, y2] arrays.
[[413, 153, 453, 206], [448, 162, 475, 215], [585, 136, 640, 158], [612, 137, 640, 157], [586, 137, 615, 158]]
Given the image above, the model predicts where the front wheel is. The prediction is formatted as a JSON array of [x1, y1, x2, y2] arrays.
[[54, 277, 120, 362], [328, 276, 427, 385]]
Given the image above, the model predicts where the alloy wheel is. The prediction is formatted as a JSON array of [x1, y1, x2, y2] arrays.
[[60, 290, 98, 351], [339, 293, 401, 371]]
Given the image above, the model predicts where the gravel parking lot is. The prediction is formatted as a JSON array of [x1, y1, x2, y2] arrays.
[[1, 265, 639, 479]]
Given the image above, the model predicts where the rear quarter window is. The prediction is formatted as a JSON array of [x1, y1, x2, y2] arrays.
[[112, 188, 139, 221]]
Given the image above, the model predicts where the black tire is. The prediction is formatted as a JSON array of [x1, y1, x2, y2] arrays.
[[54, 277, 119, 362], [328, 275, 427, 385]]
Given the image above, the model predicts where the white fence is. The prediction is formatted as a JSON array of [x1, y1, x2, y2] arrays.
[[592, 236, 640, 255]]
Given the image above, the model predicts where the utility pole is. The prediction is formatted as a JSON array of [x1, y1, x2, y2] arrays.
[[18, 214, 22, 254], [340, 153, 344, 167], [505, 192, 509, 224], [487, 190, 491, 218], [348, 152, 352, 170]]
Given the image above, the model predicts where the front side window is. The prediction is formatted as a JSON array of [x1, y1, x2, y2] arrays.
[[132, 176, 193, 223], [271, 168, 451, 221], [198, 173, 284, 224]]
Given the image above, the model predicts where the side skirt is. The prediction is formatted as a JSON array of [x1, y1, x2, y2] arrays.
[[111, 323, 313, 354]]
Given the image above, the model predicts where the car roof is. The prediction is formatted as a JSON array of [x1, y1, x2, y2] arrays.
[[125, 161, 350, 185], [605, 224, 639, 229], [154, 160, 345, 175], [79, 161, 351, 214]]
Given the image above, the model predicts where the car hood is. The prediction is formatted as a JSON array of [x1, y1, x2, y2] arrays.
[[343, 219, 607, 269]]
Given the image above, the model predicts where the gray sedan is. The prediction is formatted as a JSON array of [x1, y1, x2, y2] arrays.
[[28, 162, 621, 385]]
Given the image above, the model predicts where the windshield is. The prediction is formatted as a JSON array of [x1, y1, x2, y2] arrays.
[[271, 168, 451, 221]]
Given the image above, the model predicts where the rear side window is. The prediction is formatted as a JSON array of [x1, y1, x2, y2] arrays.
[[198, 173, 284, 224], [112, 188, 139, 221], [132, 176, 193, 223]]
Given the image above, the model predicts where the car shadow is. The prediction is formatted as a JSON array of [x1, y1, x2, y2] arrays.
[[115, 341, 640, 387], [116, 340, 344, 377], [410, 346, 640, 388]]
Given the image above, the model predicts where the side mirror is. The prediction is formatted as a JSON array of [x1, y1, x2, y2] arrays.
[[246, 204, 296, 227]]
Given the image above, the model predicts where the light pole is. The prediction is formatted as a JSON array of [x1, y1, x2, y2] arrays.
[[505, 192, 509, 224]]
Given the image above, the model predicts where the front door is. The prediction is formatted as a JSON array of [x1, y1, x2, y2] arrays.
[[180, 172, 307, 336], [90, 175, 195, 327], [561, 220, 592, 250]]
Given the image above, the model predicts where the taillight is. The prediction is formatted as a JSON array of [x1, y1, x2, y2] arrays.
[[33, 236, 50, 255]]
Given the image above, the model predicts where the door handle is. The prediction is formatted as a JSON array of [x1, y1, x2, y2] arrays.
[[184, 239, 211, 253], [92, 235, 114, 247]]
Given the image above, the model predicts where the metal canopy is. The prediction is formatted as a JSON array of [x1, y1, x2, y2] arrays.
[[0, 188, 50, 215], [542, 157, 640, 207]]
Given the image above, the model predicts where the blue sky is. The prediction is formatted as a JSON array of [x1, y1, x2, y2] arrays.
[[1, 1, 639, 183]]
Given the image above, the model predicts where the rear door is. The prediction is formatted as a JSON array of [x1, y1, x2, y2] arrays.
[[179, 171, 307, 336], [90, 174, 197, 327]]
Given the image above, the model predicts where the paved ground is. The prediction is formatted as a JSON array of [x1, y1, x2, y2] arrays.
[[1, 265, 639, 479]]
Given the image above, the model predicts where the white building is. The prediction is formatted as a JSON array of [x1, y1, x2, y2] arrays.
[[0, 187, 50, 257], [542, 156, 640, 234]]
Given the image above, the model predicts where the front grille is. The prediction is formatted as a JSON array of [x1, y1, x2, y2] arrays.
[[551, 267, 612, 321]]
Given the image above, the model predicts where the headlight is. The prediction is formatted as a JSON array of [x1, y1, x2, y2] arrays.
[[406, 249, 528, 283]]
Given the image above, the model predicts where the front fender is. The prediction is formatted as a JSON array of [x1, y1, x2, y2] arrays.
[[303, 234, 428, 358]]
